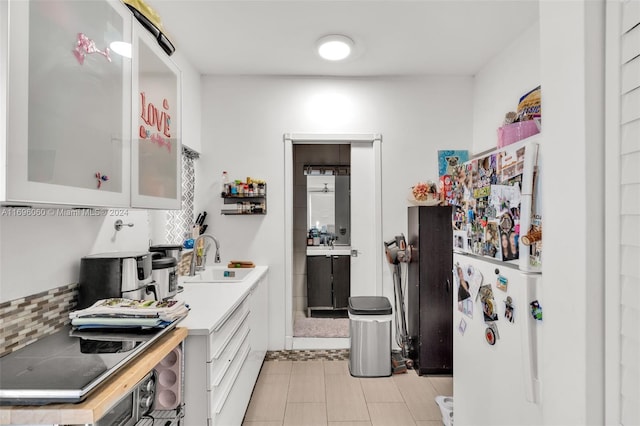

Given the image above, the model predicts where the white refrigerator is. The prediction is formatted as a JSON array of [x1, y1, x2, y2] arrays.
[[453, 253, 542, 425], [449, 135, 543, 425]]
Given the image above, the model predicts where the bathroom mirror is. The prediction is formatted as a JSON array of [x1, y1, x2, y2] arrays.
[[307, 176, 335, 232], [307, 174, 350, 245]]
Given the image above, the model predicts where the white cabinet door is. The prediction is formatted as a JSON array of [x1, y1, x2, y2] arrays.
[[130, 25, 181, 209], [250, 274, 269, 358], [5, 0, 132, 207], [214, 275, 268, 425], [182, 274, 269, 426]]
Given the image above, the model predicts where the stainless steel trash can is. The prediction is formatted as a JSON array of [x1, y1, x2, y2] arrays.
[[348, 296, 393, 377]]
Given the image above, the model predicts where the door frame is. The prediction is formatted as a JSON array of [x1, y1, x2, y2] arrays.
[[283, 133, 382, 349]]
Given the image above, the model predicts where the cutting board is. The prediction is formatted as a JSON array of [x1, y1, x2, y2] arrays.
[[227, 260, 255, 268]]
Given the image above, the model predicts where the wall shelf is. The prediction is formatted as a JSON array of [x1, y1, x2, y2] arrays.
[[221, 186, 266, 215]]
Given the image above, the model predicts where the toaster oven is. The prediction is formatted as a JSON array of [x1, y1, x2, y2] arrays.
[[95, 371, 156, 426]]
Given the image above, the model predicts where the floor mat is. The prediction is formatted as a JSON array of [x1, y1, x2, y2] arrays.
[[293, 311, 349, 338]]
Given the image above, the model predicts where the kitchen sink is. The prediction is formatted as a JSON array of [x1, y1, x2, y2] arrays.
[[183, 267, 255, 283]]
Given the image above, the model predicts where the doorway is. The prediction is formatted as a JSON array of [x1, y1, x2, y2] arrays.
[[284, 134, 382, 350]]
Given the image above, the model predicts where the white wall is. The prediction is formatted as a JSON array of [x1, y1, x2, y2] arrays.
[[539, 1, 605, 425], [472, 23, 541, 153], [197, 75, 474, 349], [0, 210, 150, 302]]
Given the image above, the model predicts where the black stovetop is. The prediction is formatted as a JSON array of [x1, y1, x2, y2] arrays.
[[0, 324, 175, 405]]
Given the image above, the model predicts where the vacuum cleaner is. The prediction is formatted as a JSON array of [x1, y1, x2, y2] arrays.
[[384, 234, 412, 373]]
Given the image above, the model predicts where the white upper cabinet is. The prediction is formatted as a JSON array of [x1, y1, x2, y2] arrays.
[[4, 0, 132, 207], [2, 0, 181, 209], [131, 25, 181, 210]]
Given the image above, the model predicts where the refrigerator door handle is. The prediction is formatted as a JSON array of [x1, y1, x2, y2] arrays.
[[446, 278, 451, 293], [522, 276, 541, 404]]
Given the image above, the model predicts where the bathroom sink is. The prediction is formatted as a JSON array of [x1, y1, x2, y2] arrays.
[[183, 267, 255, 283], [306, 246, 351, 256]]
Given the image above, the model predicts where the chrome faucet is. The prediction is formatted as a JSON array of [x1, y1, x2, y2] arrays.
[[189, 234, 221, 276]]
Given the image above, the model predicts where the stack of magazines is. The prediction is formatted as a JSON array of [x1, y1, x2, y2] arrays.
[[69, 298, 189, 330]]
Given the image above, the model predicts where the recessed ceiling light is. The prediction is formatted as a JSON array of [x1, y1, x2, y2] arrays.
[[109, 41, 132, 58], [317, 35, 354, 61]]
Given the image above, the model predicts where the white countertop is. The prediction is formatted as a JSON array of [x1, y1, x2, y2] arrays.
[[306, 246, 351, 256], [174, 266, 268, 335]]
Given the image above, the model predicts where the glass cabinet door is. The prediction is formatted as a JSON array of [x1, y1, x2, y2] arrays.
[[5, 0, 132, 207], [131, 26, 181, 209]]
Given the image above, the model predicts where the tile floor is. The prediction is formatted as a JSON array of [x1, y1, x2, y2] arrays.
[[243, 360, 452, 426]]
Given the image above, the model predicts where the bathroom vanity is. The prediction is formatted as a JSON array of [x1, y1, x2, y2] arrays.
[[306, 247, 350, 316]]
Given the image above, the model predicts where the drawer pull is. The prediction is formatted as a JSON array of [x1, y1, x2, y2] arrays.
[[214, 344, 251, 414], [212, 309, 250, 359], [211, 325, 250, 387]]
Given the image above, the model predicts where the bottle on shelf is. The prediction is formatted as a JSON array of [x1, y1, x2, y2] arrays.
[[221, 171, 229, 196]]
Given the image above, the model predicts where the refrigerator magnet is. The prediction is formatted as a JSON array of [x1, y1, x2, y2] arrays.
[[461, 298, 473, 318], [458, 318, 467, 335], [504, 296, 515, 323], [496, 274, 508, 292], [479, 285, 499, 322], [483, 298, 498, 322], [469, 267, 483, 301], [455, 264, 472, 302], [485, 327, 496, 345], [485, 323, 500, 345], [530, 300, 543, 321]]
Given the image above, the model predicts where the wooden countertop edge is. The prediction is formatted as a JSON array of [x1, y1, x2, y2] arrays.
[[0, 327, 188, 425]]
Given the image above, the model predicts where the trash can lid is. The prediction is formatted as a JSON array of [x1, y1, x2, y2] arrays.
[[348, 296, 392, 315]]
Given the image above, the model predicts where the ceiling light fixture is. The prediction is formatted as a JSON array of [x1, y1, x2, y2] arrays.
[[317, 35, 354, 61]]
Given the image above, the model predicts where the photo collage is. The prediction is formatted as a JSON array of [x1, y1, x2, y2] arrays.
[[449, 144, 528, 262]]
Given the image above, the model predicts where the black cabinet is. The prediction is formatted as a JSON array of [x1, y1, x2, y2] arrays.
[[332, 256, 350, 309], [307, 256, 332, 308], [307, 255, 350, 316], [407, 206, 453, 375]]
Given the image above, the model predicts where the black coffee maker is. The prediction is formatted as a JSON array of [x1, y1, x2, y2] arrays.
[[77, 252, 154, 309]]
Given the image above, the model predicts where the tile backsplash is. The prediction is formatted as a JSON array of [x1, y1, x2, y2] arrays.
[[0, 283, 77, 357]]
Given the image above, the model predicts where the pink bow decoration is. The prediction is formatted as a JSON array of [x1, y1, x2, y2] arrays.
[[73, 33, 111, 65]]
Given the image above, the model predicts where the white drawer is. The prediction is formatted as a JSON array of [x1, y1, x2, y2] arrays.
[[207, 316, 250, 390], [208, 340, 251, 416], [207, 297, 250, 361]]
